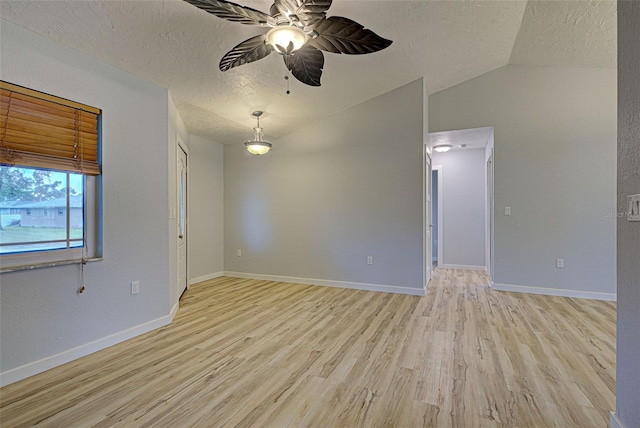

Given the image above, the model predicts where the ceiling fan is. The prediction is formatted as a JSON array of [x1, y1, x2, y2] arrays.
[[182, 0, 393, 87]]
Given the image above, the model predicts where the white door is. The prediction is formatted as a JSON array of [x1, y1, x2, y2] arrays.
[[425, 152, 433, 287], [177, 144, 188, 298]]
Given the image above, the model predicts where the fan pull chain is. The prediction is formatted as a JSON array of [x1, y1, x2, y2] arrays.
[[285, 67, 291, 95], [79, 257, 87, 294]]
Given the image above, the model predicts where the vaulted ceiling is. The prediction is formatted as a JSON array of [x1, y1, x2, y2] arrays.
[[0, 0, 616, 144]]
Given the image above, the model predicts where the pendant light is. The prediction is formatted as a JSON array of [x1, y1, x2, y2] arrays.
[[244, 111, 272, 155]]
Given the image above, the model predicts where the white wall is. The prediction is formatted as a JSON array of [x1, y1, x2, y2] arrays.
[[432, 149, 486, 269], [0, 20, 174, 385], [188, 135, 224, 282], [224, 79, 425, 294], [430, 65, 617, 299], [615, 2, 640, 427]]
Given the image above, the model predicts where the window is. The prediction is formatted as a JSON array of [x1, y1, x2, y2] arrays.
[[1, 166, 85, 253], [0, 81, 101, 271]]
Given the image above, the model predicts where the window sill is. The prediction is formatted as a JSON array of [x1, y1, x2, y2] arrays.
[[0, 257, 103, 273]]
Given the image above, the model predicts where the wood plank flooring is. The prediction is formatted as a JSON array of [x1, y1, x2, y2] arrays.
[[0, 269, 616, 427]]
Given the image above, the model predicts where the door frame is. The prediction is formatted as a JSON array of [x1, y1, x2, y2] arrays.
[[424, 146, 433, 289], [177, 135, 189, 297], [486, 150, 494, 278], [432, 165, 443, 267]]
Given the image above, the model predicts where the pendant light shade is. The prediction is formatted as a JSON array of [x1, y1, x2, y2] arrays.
[[245, 141, 272, 155], [244, 111, 272, 155]]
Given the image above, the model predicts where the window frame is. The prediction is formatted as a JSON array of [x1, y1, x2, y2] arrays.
[[0, 171, 101, 272]]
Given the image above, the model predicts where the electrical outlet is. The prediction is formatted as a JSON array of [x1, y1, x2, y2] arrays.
[[556, 259, 564, 268], [131, 281, 140, 294], [367, 256, 373, 265], [237, 249, 242, 257], [504, 206, 511, 216]]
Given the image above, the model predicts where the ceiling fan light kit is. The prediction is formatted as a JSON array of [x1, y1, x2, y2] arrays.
[[265, 25, 308, 54], [182, 0, 392, 87]]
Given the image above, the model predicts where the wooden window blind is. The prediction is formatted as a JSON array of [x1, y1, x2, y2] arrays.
[[0, 81, 101, 175]]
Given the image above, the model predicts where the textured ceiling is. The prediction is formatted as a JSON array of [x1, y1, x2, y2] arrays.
[[510, 0, 617, 68], [430, 127, 493, 152], [0, 0, 616, 145]]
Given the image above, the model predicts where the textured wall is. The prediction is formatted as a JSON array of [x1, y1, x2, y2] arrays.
[[0, 20, 171, 379], [224, 79, 425, 291], [616, 1, 640, 426], [188, 135, 224, 281], [430, 65, 617, 297], [432, 149, 486, 268]]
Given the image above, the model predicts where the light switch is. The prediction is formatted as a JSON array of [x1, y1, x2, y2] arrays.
[[504, 207, 511, 216]]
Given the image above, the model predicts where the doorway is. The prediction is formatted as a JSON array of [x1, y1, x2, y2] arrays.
[[428, 127, 494, 273]]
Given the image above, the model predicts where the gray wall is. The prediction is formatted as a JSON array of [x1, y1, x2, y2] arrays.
[[0, 20, 172, 379], [430, 65, 617, 297], [432, 149, 486, 268], [224, 79, 425, 291], [616, 1, 640, 426], [188, 135, 224, 281]]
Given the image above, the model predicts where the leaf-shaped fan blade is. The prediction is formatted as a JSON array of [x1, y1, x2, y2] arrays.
[[183, 0, 276, 26], [275, 0, 301, 15], [274, 0, 332, 27], [220, 35, 274, 71], [308, 16, 392, 54], [284, 46, 324, 86]]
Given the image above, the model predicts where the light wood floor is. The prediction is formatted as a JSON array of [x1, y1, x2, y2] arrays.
[[0, 270, 616, 427]]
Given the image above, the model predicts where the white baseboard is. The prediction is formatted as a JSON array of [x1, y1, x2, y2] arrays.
[[0, 310, 177, 387], [190, 271, 224, 285], [438, 264, 487, 272], [170, 300, 179, 319], [610, 411, 626, 428], [223, 271, 425, 296], [492, 282, 616, 301]]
